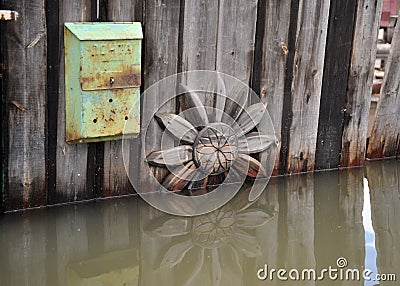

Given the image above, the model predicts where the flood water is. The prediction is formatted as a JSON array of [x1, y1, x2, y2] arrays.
[[0, 160, 399, 286]]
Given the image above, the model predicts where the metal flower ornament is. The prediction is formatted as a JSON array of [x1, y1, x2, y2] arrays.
[[122, 71, 279, 216], [147, 84, 276, 193]]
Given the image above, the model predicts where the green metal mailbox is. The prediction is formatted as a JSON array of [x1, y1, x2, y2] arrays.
[[64, 22, 142, 143]]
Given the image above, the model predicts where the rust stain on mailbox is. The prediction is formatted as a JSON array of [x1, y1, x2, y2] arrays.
[[64, 22, 142, 143]]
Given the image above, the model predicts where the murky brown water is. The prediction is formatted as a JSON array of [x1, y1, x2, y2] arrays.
[[0, 160, 399, 286]]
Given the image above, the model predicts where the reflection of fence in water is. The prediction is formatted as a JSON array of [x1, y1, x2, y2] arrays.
[[0, 161, 399, 285]]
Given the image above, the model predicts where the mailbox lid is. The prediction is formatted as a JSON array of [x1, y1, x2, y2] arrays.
[[80, 40, 141, 90], [64, 22, 143, 41]]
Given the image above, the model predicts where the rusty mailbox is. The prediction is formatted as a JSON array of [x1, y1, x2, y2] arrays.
[[64, 22, 142, 143]]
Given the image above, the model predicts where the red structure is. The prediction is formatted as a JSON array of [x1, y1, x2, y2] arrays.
[[381, 0, 398, 27]]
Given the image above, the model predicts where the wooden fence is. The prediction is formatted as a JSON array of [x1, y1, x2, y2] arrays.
[[0, 0, 395, 212]]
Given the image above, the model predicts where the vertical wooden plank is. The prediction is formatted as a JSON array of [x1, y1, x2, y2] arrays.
[[216, 0, 258, 82], [252, 0, 291, 175], [139, 0, 181, 187], [2, 0, 47, 210], [181, 0, 218, 73], [0, 14, 5, 213], [46, 0, 60, 205], [341, 0, 384, 165], [315, 0, 358, 170], [367, 14, 400, 159], [56, 0, 92, 203], [103, 0, 142, 196], [108, 0, 142, 21], [284, 0, 330, 174]]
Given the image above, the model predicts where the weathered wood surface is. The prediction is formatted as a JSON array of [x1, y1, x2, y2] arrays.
[[107, 0, 142, 21], [216, 0, 258, 82], [340, 0, 383, 166], [253, 0, 291, 175], [55, 0, 92, 203], [2, 0, 47, 210], [282, 0, 331, 174], [139, 0, 181, 189], [181, 0, 218, 74], [315, 0, 358, 170], [0, 12, 4, 213], [367, 15, 400, 159]]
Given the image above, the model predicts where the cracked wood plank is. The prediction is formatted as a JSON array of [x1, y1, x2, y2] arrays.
[[3, 0, 47, 210]]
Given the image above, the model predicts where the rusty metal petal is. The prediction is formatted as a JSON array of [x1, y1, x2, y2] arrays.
[[232, 153, 267, 178], [237, 133, 277, 154], [179, 83, 209, 127], [146, 145, 193, 167], [155, 113, 198, 143], [233, 103, 267, 137], [222, 83, 248, 123], [163, 161, 197, 192]]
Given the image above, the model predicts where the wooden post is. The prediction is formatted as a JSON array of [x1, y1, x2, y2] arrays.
[[316, 0, 358, 170], [2, 1, 47, 210], [54, 0, 92, 203], [367, 14, 400, 159], [340, 0, 383, 166], [139, 0, 181, 188], [281, 0, 331, 174], [252, 0, 291, 176]]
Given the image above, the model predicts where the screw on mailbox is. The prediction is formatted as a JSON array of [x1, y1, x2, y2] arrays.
[[110, 77, 115, 85]]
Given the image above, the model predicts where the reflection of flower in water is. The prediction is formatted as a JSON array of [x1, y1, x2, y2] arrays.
[[147, 200, 276, 285], [146, 78, 277, 194]]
